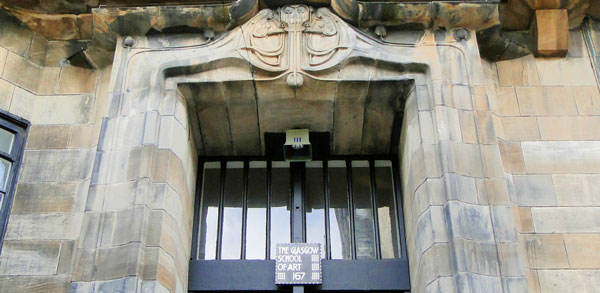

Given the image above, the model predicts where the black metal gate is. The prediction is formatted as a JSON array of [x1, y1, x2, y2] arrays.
[[189, 155, 410, 292]]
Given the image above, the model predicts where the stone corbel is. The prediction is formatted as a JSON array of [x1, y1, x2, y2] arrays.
[[500, 0, 591, 57]]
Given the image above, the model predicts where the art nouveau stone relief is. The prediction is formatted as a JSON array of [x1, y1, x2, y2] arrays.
[[241, 5, 353, 87]]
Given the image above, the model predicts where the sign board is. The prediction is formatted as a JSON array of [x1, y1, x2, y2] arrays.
[[275, 243, 322, 285]]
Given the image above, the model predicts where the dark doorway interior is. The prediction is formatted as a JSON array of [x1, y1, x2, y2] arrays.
[[189, 133, 410, 292]]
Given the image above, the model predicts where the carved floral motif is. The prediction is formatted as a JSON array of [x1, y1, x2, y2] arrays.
[[240, 5, 353, 86]]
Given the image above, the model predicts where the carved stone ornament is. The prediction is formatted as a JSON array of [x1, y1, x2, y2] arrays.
[[240, 5, 354, 87]]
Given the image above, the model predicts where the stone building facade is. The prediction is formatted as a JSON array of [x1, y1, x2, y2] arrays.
[[0, 0, 599, 292]]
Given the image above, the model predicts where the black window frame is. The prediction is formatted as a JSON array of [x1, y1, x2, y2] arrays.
[[0, 109, 30, 254], [189, 154, 410, 292]]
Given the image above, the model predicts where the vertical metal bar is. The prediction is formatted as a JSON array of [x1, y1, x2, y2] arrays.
[[583, 19, 600, 86], [190, 161, 204, 260], [293, 286, 305, 293], [346, 160, 357, 260], [369, 160, 382, 259], [323, 161, 332, 260], [291, 162, 305, 243], [241, 161, 249, 260], [216, 161, 226, 260], [266, 161, 272, 259], [392, 159, 408, 261]]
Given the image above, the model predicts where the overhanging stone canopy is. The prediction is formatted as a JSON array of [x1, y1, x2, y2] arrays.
[[148, 5, 423, 156], [1, 0, 598, 67]]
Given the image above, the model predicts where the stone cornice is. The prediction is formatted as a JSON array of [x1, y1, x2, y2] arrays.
[[0, 0, 598, 66]]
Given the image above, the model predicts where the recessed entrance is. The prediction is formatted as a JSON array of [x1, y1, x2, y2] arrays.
[[189, 133, 410, 291]]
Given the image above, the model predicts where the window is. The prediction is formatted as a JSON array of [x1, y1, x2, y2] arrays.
[[190, 156, 409, 291], [0, 110, 29, 253]]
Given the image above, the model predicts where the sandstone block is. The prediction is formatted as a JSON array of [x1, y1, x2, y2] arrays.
[[475, 111, 496, 144], [26, 125, 70, 149], [454, 272, 502, 292], [20, 149, 94, 182], [522, 141, 600, 173], [573, 85, 600, 115], [531, 10, 568, 57], [0, 78, 14, 111], [490, 206, 517, 242], [502, 277, 528, 292], [522, 234, 568, 269], [553, 174, 600, 206], [445, 201, 494, 243], [472, 86, 489, 111], [501, 117, 540, 141], [496, 87, 520, 116], [452, 85, 473, 110], [516, 86, 577, 116], [538, 116, 600, 140], [535, 58, 597, 86], [112, 206, 146, 246], [94, 243, 141, 280], [2, 52, 60, 95], [452, 238, 500, 275], [0, 240, 60, 275], [513, 175, 557, 206], [28, 34, 48, 66], [498, 140, 525, 174], [418, 111, 436, 145], [497, 243, 526, 277], [458, 110, 477, 144], [496, 55, 540, 87], [512, 206, 533, 233], [538, 270, 600, 292], [526, 270, 541, 293], [57, 66, 97, 94], [10, 88, 94, 125], [486, 178, 510, 205], [447, 142, 484, 177], [447, 107, 462, 142], [531, 207, 600, 233], [481, 144, 505, 178], [564, 234, 600, 268], [94, 277, 141, 293], [0, 48, 6, 72], [12, 182, 77, 213], [69, 124, 96, 148], [5, 213, 83, 240], [475, 178, 489, 205], [0, 275, 69, 292]]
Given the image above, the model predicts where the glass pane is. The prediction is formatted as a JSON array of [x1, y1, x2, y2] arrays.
[[246, 161, 267, 260], [351, 161, 376, 259], [221, 162, 244, 259], [270, 161, 290, 259], [328, 160, 352, 260], [0, 127, 14, 154], [375, 160, 400, 259], [305, 161, 325, 258], [199, 162, 220, 260], [0, 158, 11, 191]]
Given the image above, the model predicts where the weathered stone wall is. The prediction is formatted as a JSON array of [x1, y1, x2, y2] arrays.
[[0, 12, 110, 292], [1, 3, 600, 292], [483, 27, 600, 292], [396, 30, 528, 292]]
